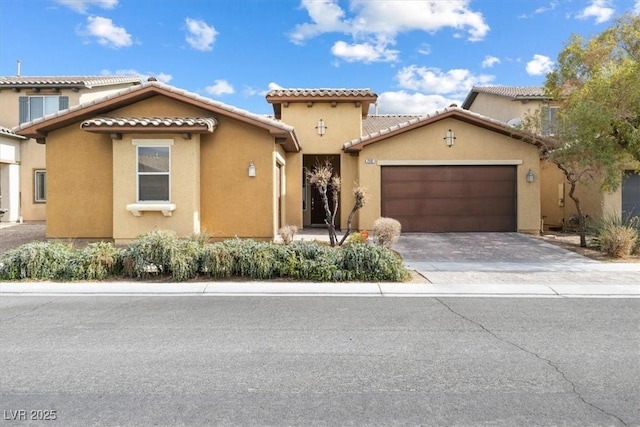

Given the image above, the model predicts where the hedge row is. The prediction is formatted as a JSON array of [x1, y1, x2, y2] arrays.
[[0, 230, 409, 282]]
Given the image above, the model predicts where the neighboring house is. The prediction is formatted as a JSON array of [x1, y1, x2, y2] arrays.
[[463, 86, 640, 229], [0, 75, 141, 223], [0, 126, 26, 222], [15, 81, 543, 242]]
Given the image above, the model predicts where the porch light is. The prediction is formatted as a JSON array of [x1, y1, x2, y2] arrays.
[[444, 129, 456, 147], [248, 161, 256, 177], [316, 119, 327, 136], [526, 169, 535, 183]]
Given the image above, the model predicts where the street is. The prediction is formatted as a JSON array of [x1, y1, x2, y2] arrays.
[[1, 296, 638, 426]]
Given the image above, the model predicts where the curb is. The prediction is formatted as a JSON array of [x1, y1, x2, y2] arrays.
[[1, 281, 638, 298]]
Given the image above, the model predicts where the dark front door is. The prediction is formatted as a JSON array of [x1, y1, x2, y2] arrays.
[[622, 172, 640, 221], [381, 165, 517, 232]]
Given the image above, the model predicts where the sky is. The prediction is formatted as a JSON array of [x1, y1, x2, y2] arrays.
[[1, 0, 639, 115]]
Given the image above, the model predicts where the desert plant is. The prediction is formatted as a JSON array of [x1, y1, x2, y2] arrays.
[[595, 215, 639, 258], [0, 241, 74, 280], [199, 242, 235, 278], [340, 242, 409, 282], [373, 217, 402, 249], [121, 230, 179, 278], [278, 225, 299, 245], [65, 241, 121, 280]]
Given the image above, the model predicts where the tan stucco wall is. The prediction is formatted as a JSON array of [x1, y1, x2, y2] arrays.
[[278, 101, 363, 229], [112, 135, 201, 242], [200, 116, 279, 239], [46, 127, 113, 238], [354, 118, 542, 233], [0, 84, 137, 222], [466, 93, 545, 124]]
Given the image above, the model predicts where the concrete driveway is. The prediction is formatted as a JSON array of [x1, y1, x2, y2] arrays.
[[393, 233, 640, 286]]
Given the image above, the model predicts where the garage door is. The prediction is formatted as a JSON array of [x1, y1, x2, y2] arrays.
[[622, 172, 640, 221], [381, 165, 517, 232]]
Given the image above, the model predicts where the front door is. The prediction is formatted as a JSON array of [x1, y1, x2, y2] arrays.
[[304, 154, 341, 228]]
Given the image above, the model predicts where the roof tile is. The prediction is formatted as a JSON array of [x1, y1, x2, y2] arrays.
[[0, 75, 141, 88]]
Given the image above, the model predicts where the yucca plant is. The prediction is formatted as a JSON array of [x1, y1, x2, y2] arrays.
[[595, 214, 639, 258]]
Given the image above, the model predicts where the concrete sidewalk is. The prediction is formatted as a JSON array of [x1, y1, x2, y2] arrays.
[[1, 280, 638, 298]]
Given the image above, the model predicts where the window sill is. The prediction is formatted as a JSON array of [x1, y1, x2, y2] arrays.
[[126, 203, 176, 217]]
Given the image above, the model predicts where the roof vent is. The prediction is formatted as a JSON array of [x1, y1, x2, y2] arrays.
[[449, 103, 458, 108], [147, 77, 158, 82]]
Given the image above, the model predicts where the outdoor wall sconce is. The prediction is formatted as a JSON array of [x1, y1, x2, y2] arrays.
[[526, 169, 535, 183], [316, 119, 327, 136], [248, 161, 256, 177], [444, 129, 456, 147]]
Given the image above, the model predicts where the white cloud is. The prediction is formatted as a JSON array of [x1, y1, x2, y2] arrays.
[[331, 40, 399, 63], [185, 18, 218, 51], [634, 0, 640, 14], [417, 44, 431, 55], [102, 69, 172, 83], [396, 65, 494, 98], [243, 82, 283, 97], [205, 79, 234, 96], [82, 16, 132, 48], [290, 0, 489, 63], [577, 0, 615, 24], [376, 91, 460, 115], [55, 0, 117, 13], [481, 55, 501, 68], [526, 54, 554, 76]]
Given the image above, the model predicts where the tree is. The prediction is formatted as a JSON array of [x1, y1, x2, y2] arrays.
[[526, 13, 640, 247], [306, 161, 367, 247]]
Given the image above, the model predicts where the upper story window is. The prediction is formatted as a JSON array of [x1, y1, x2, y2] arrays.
[[541, 105, 559, 137], [137, 146, 170, 202], [19, 96, 69, 124]]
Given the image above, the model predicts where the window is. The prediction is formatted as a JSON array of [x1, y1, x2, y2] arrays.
[[137, 146, 170, 202], [34, 170, 46, 203], [19, 96, 69, 124], [541, 105, 559, 137]]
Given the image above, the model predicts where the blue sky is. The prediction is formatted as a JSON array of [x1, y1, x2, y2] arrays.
[[1, 0, 639, 115]]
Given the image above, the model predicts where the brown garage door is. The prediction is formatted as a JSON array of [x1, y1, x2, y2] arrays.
[[381, 165, 516, 232]]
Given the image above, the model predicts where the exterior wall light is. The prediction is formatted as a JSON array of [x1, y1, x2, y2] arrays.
[[248, 161, 256, 177], [444, 129, 456, 147], [526, 169, 535, 183], [316, 119, 327, 136]]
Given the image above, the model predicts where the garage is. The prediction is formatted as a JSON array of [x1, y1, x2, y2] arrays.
[[622, 172, 640, 221], [381, 165, 517, 232]]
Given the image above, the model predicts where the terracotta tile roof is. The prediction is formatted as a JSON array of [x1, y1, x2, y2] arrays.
[[344, 107, 544, 152], [266, 88, 377, 98], [14, 81, 295, 134], [82, 117, 218, 132], [0, 126, 26, 139], [461, 86, 549, 109], [363, 115, 421, 135], [0, 75, 141, 89]]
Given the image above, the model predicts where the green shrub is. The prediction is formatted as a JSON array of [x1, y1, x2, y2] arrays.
[[0, 241, 74, 280], [65, 241, 121, 280], [199, 242, 235, 278], [170, 239, 201, 281], [340, 242, 408, 282], [121, 230, 178, 278], [373, 217, 402, 249], [595, 215, 639, 258]]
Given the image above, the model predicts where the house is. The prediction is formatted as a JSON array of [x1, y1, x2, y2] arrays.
[[0, 127, 26, 222], [463, 86, 640, 229], [0, 75, 142, 223], [15, 81, 544, 242]]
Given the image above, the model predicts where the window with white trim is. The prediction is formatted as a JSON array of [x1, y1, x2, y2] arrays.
[[541, 105, 559, 137], [34, 169, 46, 203], [19, 96, 69, 124], [137, 146, 170, 202]]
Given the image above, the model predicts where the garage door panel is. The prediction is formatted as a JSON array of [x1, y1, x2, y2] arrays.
[[381, 166, 516, 232]]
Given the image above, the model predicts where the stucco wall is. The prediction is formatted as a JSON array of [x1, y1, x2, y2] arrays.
[[278, 101, 363, 229], [46, 127, 113, 238], [467, 93, 544, 124], [354, 118, 542, 233], [112, 135, 201, 242]]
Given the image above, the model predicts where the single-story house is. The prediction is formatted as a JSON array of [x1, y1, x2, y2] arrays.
[[15, 81, 545, 243]]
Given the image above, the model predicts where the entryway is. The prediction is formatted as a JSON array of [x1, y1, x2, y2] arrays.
[[303, 154, 340, 228]]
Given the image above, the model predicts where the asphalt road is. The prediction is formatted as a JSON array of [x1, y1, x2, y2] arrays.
[[1, 296, 638, 427]]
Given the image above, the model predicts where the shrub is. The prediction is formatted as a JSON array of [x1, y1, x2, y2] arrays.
[[340, 242, 408, 282], [121, 230, 179, 278], [170, 239, 202, 281], [65, 241, 121, 280], [373, 217, 402, 249], [278, 225, 298, 245], [199, 242, 235, 278], [0, 241, 74, 280], [596, 215, 639, 258]]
